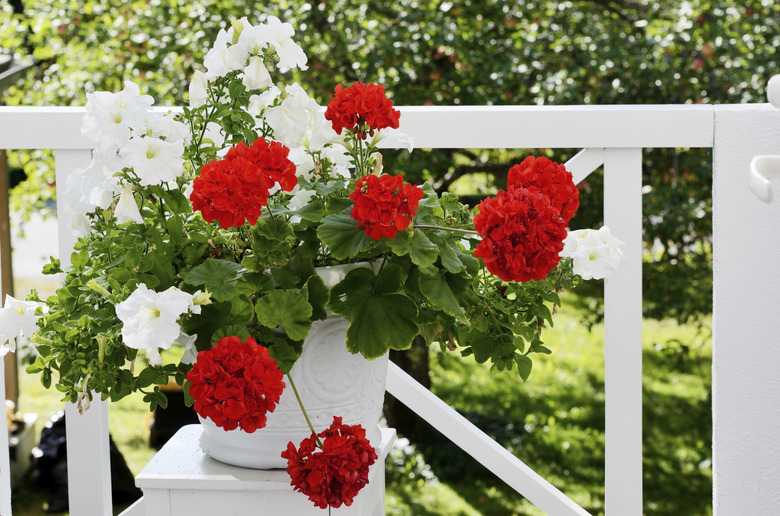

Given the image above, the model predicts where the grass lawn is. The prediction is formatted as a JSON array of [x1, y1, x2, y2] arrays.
[[10, 294, 712, 515]]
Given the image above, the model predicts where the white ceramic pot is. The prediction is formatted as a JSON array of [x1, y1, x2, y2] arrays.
[[198, 264, 388, 469]]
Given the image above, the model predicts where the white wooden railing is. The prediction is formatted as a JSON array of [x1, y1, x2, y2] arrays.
[[1, 99, 780, 516]]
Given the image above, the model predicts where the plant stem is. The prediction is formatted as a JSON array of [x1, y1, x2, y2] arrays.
[[414, 224, 479, 235], [286, 374, 323, 447]]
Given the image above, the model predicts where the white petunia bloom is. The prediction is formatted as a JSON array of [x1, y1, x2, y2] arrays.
[[61, 167, 95, 236], [188, 70, 209, 108], [142, 111, 190, 144], [288, 147, 315, 180], [82, 81, 153, 148], [322, 145, 353, 179], [115, 285, 199, 359], [264, 83, 318, 148], [374, 127, 415, 153], [203, 22, 252, 80], [0, 295, 44, 356], [115, 184, 144, 224], [242, 55, 273, 90], [176, 331, 199, 365], [248, 86, 281, 119], [255, 16, 308, 70], [560, 226, 625, 280], [120, 136, 184, 186], [305, 109, 340, 151], [83, 147, 123, 210]]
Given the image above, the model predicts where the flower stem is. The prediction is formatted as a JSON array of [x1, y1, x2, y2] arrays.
[[286, 374, 323, 447], [414, 224, 479, 235]]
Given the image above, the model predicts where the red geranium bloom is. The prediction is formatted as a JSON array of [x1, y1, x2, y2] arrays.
[[349, 174, 424, 240], [473, 186, 568, 282], [281, 416, 378, 509], [190, 137, 298, 229], [507, 156, 580, 222], [324, 82, 401, 139], [186, 335, 285, 433]]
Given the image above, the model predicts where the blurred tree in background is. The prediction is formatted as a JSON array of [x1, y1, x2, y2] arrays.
[[0, 0, 777, 322]]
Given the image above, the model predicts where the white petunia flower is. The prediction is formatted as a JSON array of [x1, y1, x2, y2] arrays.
[[248, 86, 282, 120], [242, 55, 273, 90], [255, 16, 308, 70], [288, 147, 315, 180], [115, 285, 198, 358], [375, 127, 415, 153], [203, 22, 252, 79], [176, 331, 199, 365], [0, 295, 44, 356], [322, 145, 353, 179], [82, 81, 153, 148], [188, 70, 209, 108], [142, 111, 190, 144], [560, 226, 625, 280], [115, 184, 144, 224], [120, 136, 184, 186], [264, 83, 318, 148]]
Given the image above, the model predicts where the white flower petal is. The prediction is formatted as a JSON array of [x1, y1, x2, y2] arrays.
[[115, 184, 144, 224]]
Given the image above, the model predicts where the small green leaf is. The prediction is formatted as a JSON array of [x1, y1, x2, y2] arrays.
[[255, 290, 313, 341], [515, 355, 533, 381], [137, 366, 160, 388]]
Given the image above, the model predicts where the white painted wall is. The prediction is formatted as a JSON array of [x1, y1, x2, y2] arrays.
[[713, 103, 780, 515]]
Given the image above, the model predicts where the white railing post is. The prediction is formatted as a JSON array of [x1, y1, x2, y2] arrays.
[[603, 148, 643, 515], [54, 149, 113, 516], [712, 104, 780, 516]]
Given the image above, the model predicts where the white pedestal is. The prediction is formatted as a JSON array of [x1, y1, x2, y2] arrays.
[[135, 424, 396, 516]]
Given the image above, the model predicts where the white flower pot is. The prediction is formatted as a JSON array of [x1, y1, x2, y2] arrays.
[[199, 265, 388, 469]]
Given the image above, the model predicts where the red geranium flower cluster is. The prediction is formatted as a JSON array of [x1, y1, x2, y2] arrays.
[[281, 416, 378, 509], [324, 82, 401, 139], [474, 187, 569, 282], [349, 174, 424, 240], [186, 335, 285, 433], [190, 137, 297, 229], [507, 156, 580, 223]]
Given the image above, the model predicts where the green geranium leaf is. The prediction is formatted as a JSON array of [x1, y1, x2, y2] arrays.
[[210, 325, 252, 346], [409, 230, 438, 269], [385, 229, 412, 258], [429, 233, 466, 274], [418, 270, 467, 318], [184, 258, 242, 302], [303, 275, 330, 321], [255, 290, 313, 341], [294, 197, 325, 222], [181, 296, 254, 351], [267, 338, 303, 375], [317, 212, 373, 260], [330, 268, 417, 359]]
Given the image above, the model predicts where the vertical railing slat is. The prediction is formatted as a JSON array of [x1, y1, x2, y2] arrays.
[[0, 335, 10, 516], [603, 148, 644, 515], [54, 149, 113, 516]]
